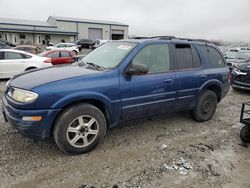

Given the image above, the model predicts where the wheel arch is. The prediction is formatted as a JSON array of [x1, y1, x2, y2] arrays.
[[200, 80, 223, 102], [49, 95, 113, 136]]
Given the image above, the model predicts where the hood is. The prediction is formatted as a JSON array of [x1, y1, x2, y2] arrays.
[[9, 65, 102, 89], [235, 62, 250, 72], [226, 58, 247, 63]]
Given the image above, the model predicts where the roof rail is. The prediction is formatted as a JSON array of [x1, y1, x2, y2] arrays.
[[131, 36, 151, 39], [176, 38, 212, 43], [151, 36, 176, 40]]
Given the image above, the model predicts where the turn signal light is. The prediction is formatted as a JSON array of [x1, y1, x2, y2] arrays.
[[22, 116, 42, 121]]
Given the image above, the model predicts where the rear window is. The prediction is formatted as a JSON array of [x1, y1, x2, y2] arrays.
[[199, 45, 225, 67]]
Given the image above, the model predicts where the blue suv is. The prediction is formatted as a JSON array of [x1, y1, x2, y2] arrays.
[[2, 37, 230, 154]]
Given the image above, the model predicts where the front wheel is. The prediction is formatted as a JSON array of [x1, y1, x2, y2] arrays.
[[192, 90, 217, 122], [53, 104, 107, 154]]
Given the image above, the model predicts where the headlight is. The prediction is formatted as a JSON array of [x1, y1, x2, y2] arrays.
[[232, 68, 247, 76], [8, 88, 38, 103]]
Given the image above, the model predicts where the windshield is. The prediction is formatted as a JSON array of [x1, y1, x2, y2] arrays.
[[81, 42, 137, 68], [226, 52, 250, 60]]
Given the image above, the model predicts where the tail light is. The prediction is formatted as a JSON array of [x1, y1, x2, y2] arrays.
[[228, 72, 232, 81], [44, 59, 51, 63]]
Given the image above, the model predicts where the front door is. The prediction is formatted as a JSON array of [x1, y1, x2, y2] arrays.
[[120, 43, 176, 120]]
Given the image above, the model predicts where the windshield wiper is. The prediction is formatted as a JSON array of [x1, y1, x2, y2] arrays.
[[85, 62, 107, 71]]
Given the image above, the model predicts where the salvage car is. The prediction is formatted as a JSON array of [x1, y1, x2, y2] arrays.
[[0, 49, 52, 79], [2, 37, 230, 154], [75, 39, 95, 50], [38, 50, 75, 65], [230, 61, 250, 90], [225, 51, 250, 70]]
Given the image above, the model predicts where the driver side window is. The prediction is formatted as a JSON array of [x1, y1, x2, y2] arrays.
[[132, 44, 171, 74]]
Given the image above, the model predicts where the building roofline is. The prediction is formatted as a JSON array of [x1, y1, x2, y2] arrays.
[[0, 22, 57, 28], [0, 27, 78, 35], [52, 16, 129, 27]]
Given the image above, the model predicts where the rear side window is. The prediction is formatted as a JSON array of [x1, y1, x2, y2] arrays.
[[23, 54, 32, 59], [132, 44, 171, 73], [61, 51, 71, 57], [4, 52, 24, 60], [199, 45, 225, 67]]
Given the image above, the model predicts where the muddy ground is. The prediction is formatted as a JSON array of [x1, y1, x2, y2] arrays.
[[0, 80, 249, 188]]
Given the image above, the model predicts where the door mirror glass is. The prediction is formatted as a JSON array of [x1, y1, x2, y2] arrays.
[[126, 63, 148, 75]]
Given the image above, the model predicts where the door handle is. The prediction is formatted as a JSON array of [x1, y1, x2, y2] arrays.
[[164, 79, 172, 83], [200, 75, 207, 78]]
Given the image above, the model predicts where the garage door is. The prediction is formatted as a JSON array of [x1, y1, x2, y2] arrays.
[[112, 30, 124, 40], [88, 28, 102, 41]]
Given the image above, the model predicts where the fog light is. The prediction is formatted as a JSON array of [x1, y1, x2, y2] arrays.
[[22, 116, 42, 121]]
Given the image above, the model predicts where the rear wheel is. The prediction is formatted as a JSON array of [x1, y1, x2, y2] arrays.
[[53, 104, 107, 154], [240, 125, 250, 143], [192, 90, 217, 122]]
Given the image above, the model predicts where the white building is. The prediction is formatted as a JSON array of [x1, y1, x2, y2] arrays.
[[0, 16, 129, 45]]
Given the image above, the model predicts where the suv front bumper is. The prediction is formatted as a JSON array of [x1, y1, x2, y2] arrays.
[[2, 96, 61, 139]]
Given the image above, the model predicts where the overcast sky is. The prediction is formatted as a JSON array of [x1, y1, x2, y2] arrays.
[[1, 0, 250, 42]]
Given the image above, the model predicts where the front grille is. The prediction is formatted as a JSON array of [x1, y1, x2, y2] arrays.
[[235, 74, 250, 84]]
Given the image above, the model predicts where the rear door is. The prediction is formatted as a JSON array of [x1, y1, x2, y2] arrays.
[[0, 51, 28, 77], [60, 51, 73, 64], [172, 43, 209, 110], [120, 43, 177, 120]]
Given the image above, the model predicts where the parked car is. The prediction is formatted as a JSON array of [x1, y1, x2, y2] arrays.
[[0, 39, 15, 47], [38, 50, 75, 65], [225, 51, 250, 70], [93, 39, 109, 49], [0, 49, 52, 79], [2, 37, 230, 154], [0, 42, 11, 49], [75, 39, 95, 49], [13, 45, 42, 54], [230, 61, 250, 90], [46, 43, 79, 54]]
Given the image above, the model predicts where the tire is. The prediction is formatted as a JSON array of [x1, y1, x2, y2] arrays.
[[240, 125, 250, 143], [53, 104, 107, 154], [192, 90, 217, 122]]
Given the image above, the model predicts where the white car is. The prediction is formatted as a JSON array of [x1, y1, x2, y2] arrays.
[[46, 43, 79, 54], [0, 49, 52, 79]]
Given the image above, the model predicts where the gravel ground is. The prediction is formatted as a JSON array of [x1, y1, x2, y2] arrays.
[[0, 80, 250, 188]]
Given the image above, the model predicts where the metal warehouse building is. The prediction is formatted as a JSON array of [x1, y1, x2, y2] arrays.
[[0, 16, 129, 45]]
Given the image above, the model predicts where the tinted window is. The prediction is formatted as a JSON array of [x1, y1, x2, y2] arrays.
[[132, 44, 171, 73], [175, 44, 193, 69], [192, 46, 202, 68], [0, 52, 4, 59], [47, 52, 60, 58], [23, 54, 32, 59], [4, 52, 24, 60], [61, 51, 71, 57], [199, 45, 225, 67]]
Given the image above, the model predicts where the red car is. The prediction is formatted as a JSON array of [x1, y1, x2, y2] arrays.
[[38, 50, 75, 65]]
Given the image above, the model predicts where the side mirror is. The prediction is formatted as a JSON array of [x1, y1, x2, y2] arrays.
[[126, 63, 148, 76]]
